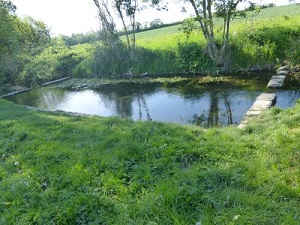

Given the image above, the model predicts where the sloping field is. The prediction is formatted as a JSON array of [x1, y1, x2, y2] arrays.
[[134, 4, 300, 50]]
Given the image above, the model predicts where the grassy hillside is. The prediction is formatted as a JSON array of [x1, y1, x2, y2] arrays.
[[10, 4, 299, 87], [1, 98, 299, 224], [133, 4, 300, 50]]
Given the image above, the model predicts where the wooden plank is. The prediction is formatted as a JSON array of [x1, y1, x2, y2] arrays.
[[41, 77, 70, 86], [0, 88, 32, 98]]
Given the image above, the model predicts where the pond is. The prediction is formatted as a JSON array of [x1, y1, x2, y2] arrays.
[[6, 81, 300, 127]]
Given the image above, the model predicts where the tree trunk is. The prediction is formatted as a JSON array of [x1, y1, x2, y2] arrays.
[[207, 40, 224, 68]]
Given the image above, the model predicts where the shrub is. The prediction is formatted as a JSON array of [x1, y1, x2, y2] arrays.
[[18, 54, 58, 86], [133, 47, 177, 75], [177, 42, 214, 74], [91, 42, 132, 78]]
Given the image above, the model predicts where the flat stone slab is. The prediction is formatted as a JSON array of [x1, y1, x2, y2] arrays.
[[266, 66, 290, 89], [277, 70, 289, 75], [267, 80, 284, 88], [238, 93, 277, 128], [256, 93, 276, 104], [246, 110, 264, 116], [271, 75, 286, 80], [277, 66, 289, 71], [244, 110, 264, 119], [253, 99, 273, 107], [249, 104, 270, 111]]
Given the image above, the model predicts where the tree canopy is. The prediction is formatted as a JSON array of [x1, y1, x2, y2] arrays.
[[0, 0, 51, 84]]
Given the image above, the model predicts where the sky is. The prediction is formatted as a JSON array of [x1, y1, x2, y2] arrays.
[[12, 0, 298, 37]]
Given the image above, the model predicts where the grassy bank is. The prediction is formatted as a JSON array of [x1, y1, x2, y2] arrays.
[[0, 99, 299, 224]]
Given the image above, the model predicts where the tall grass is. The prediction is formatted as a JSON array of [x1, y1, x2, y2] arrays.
[[1, 98, 300, 224]]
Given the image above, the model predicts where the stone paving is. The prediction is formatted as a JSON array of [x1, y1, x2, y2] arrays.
[[267, 66, 290, 88], [238, 93, 277, 129], [239, 66, 290, 128]]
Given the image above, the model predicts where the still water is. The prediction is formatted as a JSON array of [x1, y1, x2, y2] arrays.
[[7, 83, 300, 127]]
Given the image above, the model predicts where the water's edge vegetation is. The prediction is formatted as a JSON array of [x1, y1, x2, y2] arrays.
[[1, 98, 300, 224], [1, 4, 300, 91]]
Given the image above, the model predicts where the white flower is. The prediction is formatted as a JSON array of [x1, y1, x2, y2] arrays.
[[14, 161, 19, 166]]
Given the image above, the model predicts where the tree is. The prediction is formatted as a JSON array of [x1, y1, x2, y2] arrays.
[[188, 0, 253, 70], [0, 0, 52, 85], [0, 0, 18, 84], [114, 0, 138, 48], [92, 0, 119, 47], [15, 16, 51, 54], [152, 0, 254, 71], [150, 18, 163, 28], [112, 0, 167, 49]]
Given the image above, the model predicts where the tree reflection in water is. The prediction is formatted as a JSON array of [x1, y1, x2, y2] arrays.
[[8, 81, 300, 128], [137, 93, 152, 121], [190, 91, 233, 127]]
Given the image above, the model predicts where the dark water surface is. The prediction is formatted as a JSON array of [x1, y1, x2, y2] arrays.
[[7, 82, 300, 127]]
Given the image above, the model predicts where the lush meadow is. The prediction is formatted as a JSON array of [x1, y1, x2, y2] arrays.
[[1, 98, 300, 224], [1, 3, 300, 224]]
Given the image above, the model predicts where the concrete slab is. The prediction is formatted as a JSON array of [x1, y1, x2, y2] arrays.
[[271, 75, 286, 80], [277, 70, 289, 75], [267, 80, 283, 88], [238, 92, 277, 128], [245, 110, 264, 116], [249, 105, 270, 111], [256, 93, 276, 103], [253, 100, 273, 107], [277, 66, 289, 71]]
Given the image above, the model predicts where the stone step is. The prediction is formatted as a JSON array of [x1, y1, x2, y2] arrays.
[[271, 75, 286, 82], [267, 66, 290, 89], [277, 70, 289, 75], [267, 79, 284, 88], [238, 93, 276, 129], [256, 93, 276, 104]]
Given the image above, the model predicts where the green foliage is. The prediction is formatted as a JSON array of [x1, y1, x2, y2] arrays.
[[0, 0, 19, 84], [133, 47, 177, 74], [0, 99, 300, 224], [92, 42, 132, 78], [73, 57, 94, 78], [1, 4, 300, 87], [59, 32, 98, 46], [19, 54, 57, 86], [18, 40, 87, 86], [284, 38, 300, 65], [0, 1, 51, 85], [230, 16, 300, 68], [177, 42, 214, 73], [15, 16, 51, 54]]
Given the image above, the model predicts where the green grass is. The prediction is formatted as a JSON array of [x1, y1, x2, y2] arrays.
[[132, 4, 300, 51], [1, 98, 299, 224], [123, 5, 300, 72], [65, 4, 300, 79]]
